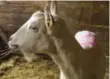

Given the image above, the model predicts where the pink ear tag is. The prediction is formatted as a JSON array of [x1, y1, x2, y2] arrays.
[[75, 30, 96, 50]]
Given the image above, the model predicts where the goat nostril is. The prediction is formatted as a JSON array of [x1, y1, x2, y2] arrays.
[[9, 37, 12, 41]]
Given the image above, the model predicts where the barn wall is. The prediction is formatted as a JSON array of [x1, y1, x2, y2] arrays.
[[0, 1, 109, 37]]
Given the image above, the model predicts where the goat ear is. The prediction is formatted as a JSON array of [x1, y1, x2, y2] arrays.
[[50, 1, 57, 15], [44, 4, 54, 35]]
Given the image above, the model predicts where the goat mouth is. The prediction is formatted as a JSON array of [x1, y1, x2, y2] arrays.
[[11, 48, 20, 53], [8, 44, 20, 52]]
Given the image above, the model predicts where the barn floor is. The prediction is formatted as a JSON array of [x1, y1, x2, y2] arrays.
[[0, 55, 59, 79]]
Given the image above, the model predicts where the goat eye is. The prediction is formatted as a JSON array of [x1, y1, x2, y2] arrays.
[[29, 26, 39, 32]]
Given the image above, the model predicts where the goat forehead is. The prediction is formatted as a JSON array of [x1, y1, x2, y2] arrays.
[[29, 11, 44, 23], [32, 11, 44, 19]]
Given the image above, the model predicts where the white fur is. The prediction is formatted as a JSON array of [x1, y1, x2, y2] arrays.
[[60, 71, 66, 79]]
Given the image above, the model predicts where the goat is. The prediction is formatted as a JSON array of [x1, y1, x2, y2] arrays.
[[8, 1, 106, 79]]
